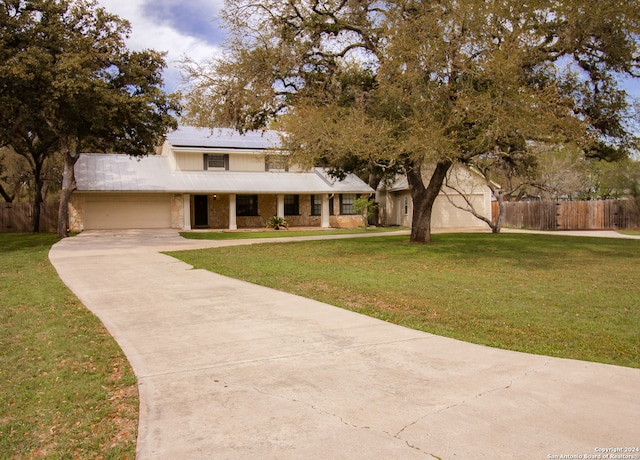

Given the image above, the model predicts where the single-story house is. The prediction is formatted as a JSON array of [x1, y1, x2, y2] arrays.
[[376, 166, 492, 229], [69, 126, 375, 231]]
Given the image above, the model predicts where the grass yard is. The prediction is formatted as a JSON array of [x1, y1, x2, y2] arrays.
[[180, 226, 406, 240], [170, 233, 640, 368], [0, 233, 138, 459]]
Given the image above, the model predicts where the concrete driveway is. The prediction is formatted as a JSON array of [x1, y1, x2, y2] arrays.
[[49, 230, 640, 460]]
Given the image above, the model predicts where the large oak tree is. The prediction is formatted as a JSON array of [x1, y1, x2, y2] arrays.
[[0, 0, 180, 236], [183, 0, 639, 243]]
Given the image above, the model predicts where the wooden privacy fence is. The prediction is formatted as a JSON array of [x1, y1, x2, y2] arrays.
[[493, 200, 640, 230], [1, 202, 58, 232]]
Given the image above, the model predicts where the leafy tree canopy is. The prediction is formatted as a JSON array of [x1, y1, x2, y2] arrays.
[[0, 0, 180, 235], [183, 0, 639, 242]]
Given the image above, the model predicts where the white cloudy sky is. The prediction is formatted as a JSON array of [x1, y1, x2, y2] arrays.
[[95, 0, 639, 103], [95, 0, 225, 92]]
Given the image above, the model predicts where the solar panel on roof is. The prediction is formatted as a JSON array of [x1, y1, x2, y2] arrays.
[[167, 126, 281, 150]]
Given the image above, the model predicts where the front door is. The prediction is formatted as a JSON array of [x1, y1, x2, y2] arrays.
[[194, 195, 209, 227]]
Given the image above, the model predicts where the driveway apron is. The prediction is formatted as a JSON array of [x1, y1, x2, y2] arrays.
[[49, 230, 640, 460]]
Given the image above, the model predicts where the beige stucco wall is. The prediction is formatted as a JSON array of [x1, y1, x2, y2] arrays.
[[378, 189, 490, 229], [377, 166, 493, 229], [432, 194, 489, 228], [378, 192, 411, 227]]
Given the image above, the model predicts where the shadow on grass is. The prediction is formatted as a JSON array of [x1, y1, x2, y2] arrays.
[[0, 232, 59, 253]]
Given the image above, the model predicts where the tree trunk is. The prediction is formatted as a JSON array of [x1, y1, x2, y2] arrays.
[[57, 147, 78, 238], [0, 183, 14, 203], [407, 159, 452, 243], [31, 161, 43, 233], [492, 191, 505, 234], [367, 167, 383, 226]]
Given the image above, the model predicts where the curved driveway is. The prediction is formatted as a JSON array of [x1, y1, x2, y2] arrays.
[[49, 230, 640, 460]]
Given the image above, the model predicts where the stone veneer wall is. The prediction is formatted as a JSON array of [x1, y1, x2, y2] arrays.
[[234, 194, 276, 228], [330, 215, 363, 228], [232, 194, 363, 228], [208, 194, 230, 229], [68, 194, 85, 232], [284, 194, 319, 227], [170, 194, 184, 229]]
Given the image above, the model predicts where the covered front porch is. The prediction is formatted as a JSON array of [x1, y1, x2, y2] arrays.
[[72, 153, 374, 231], [180, 193, 364, 230]]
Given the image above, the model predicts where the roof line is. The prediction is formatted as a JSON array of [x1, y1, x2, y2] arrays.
[[171, 145, 273, 151], [313, 168, 339, 187]]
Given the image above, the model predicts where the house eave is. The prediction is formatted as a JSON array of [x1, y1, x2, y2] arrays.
[[74, 154, 374, 196]]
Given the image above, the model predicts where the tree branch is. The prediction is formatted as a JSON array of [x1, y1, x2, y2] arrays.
[[443, 174, 494, 229]]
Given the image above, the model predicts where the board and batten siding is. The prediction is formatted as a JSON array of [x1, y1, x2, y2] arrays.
[[230, 155, 265, 172], [174, 151, 266, 172]]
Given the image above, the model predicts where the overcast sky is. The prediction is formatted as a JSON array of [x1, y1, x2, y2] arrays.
[[96, 0, 639, 105], [95, 0, 225, 92]]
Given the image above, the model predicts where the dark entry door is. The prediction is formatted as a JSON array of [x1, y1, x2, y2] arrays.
[[194, 195, 208, 227]]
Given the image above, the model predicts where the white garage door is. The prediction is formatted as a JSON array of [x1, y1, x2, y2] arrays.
[[84, 194, 172, 229]]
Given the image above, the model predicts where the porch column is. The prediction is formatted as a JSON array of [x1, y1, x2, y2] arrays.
[[277, 194, 285, 218], [321, 194, 330, 228], [229, 194, 237, 230], [182, 194, 191, 230]]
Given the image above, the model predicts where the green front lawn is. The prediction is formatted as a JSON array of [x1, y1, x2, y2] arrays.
[[0, 234, 138, 459], [170, 233, 640, 368], [180, 227, 407, 240]]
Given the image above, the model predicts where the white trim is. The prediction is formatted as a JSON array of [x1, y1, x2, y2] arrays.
[[229, 194, 237, 230], [321, 194, 330, 228], [182, 194, 191, 230], [277, 194, 285, 218]]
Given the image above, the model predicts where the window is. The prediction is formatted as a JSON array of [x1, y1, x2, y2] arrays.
[[311, 195, 322, 216], [340, 194, 358, 215], [266, 155, 288, 172], [284, 195, 299, 215], [204, 154, 228, 170], [313, 195, 335, 215], [404, 197, 409, 215], [237, 195, 258, 216]]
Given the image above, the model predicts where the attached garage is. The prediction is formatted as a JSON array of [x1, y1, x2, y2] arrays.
[[83, 194, 171, 230], [377, 168, 493, 229], [68, 138, 376, 232]]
